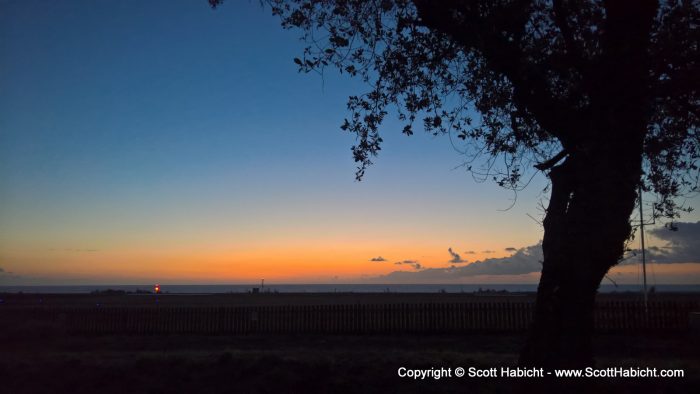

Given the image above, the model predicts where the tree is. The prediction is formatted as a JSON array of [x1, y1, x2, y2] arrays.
[[210, 0, 700, 367]]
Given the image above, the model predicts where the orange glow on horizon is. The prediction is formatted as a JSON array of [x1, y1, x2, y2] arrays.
[[1, 241, 519, 283], [3, 233, 699, 284]]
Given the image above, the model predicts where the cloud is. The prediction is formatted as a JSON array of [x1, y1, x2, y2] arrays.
[[637, 221, 700, 264], [448, 247, 466, 263], [394, 260, 422, 270], [456, 244, 542, 275], [464, 251, 476, 254], [482, 250, 495, 254], [379, 243, 544, 281], [370, 256, 387, 262], [505, 247, 517, 252], [0, 267, 17, 279]]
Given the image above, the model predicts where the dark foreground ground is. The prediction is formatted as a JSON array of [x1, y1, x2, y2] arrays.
[[1, 292, 699, 393], [2, 331, 699, 393]]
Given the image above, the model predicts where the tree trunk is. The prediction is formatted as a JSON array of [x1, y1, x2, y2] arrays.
[[411, 0, 659, 368], [519, 149, 642, 368], [517, 0, 657, 368]]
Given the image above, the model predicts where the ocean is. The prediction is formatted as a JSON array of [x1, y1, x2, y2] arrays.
[[0, 283, 698, 294]]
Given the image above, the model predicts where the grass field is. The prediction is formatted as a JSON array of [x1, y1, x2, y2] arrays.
[[2, 292, 699, 393], [2, 333, 699, 393]]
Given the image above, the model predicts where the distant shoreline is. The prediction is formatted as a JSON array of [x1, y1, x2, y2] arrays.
[[1, 283, 699, 294]]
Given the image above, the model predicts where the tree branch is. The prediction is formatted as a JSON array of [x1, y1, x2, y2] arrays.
[[414, 0, 582, 146], [535, 149, 568, 171]]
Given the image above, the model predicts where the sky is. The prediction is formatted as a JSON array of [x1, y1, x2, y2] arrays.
[[1, 0, 699, 286]]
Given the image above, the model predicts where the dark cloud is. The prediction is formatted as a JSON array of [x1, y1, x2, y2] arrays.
[[0, 267, 16, 276], [464, 251, 476, 254], [380, 243, 543, 281], [456, 244, 542, 275], [638, 221, 700, 264], [505, 247, 517, 252], [618, 222, 700, 265], [482, 250, 495, 254], [370, 256, 387, 262], [394, 260, 422, 270], [448, 247, 466, 263]]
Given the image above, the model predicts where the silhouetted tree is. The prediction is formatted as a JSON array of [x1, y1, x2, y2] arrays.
[[210, 0, 699, 367]]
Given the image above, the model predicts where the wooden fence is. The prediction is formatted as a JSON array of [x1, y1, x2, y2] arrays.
[[2, 300, 698, 335]]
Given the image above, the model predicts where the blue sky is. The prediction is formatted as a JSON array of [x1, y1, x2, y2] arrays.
[[1, 0, 698, 285]]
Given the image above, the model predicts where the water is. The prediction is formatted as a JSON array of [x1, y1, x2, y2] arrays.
[[0, 284, 698, 294]]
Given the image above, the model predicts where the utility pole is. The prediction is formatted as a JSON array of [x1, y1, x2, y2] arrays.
[[639, 185, 648, 314]]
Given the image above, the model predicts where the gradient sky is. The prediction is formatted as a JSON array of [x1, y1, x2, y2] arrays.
[[1, 0, 699, 285]]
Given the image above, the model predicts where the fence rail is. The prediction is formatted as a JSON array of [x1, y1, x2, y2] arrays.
[[2, 300, 698, 335]]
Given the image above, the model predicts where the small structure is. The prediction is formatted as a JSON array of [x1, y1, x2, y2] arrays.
[[154, 284, 161, 294]]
